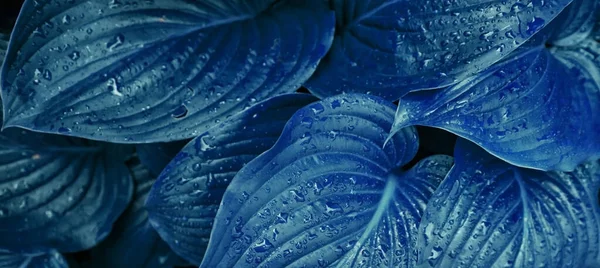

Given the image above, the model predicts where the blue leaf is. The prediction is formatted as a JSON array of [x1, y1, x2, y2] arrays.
[[91, 164, 185, 268], [145, 93, 318, 265], [0, 123, 133, 253], [136, 140, 190, 176], [0, 33, 6, 62], [1, 0, 335, 143], [417, 139, 600, 267], [0, 251, 67, 268], [390, 42, 600, 171], [547, 0, 600, 46], [199, 94, 450, 267], [305, 0, 573, 100]]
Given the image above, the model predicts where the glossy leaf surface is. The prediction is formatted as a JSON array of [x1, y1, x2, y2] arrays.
[[391, 44, 600, 171], [0, 251, 67, 268], [200, 94, 451, 267], [136, 140, 189, 176], [417, 139, 600, 267], [146, 93, 318, 265], [305, 0, 572, 100], [0, 125, 133, 253], [1, 0, 335, 143], [91, 164, 184, 268]]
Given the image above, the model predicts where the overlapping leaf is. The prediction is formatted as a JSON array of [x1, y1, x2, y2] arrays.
[[0, 251, 67, 268], [305, 0, 573, 100], [548, 0, 600, 46], [145, 93, 318, 265], [91, 164, 185, 268], [1, 0, 334, 143], [390, 41, 600, 171], [417, 139, 600, 267], [0, 116, 133, 253], [199, 94, 454, 267]]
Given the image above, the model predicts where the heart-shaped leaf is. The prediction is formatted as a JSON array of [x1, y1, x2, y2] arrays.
[[0, 122, 133, 253], [136, 140, 190, 176], [145, 93, 318, 265], [305, 0, 573, 100], [0, 251, 67, 268], [200, 94, 454, 267], [417, 139, 600, 267], [390, 41, 600, 171], [1, 0, 334, 143], [91, 164, 185, 268], [547, 0, 600, 46]]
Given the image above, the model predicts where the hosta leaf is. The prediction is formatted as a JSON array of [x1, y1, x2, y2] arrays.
[[417, 139, 600, 267], [136, 140, 189, 176], [0, 33, 6, 61], [0, 251, 67, 268], [145, 93, 318, 265], [0, 123, 133, 253], [199, 94, 451, 268], [390, 43, 600, 171], [1, 0, 334, 143], [305, 0, 573, 100], [547, 0, 600, 46], [91, 164, 185, 268]]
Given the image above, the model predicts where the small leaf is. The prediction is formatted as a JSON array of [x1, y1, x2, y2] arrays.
[[145, 93, 318, 265], [0, 251, 67, 268], [390, 42, 600, 171], [417, 139, 600, 267], [305, 0, 573, 100], [136, 140, 190, 176], [199, 94, 452, 267], [91, 164, 185, 268], [1, 0, 334, 143], [0, 118, 133, 253], [547, 0, 600, 46]]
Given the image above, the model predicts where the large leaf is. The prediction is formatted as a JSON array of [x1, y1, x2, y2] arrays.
[[91, 164, 185, 268], [199, 94, 453, 267], [0, 33, 6, 62], [0, 123, 133, 253], [304, 0, 573, 100], [136, 140, 189, 176], [0, 251, 67, 268], [145, 93, 318, 265], [417, 139, 600, 267], [1, 0, 334, 143], [548, 0, 600, 46], [390, 42, 600, 171]]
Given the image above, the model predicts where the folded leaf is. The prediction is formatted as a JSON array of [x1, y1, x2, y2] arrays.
[[200, 94, 452, 267], [136, 140, 190, 176], [145, 93, 318, 265], [548, 0, 600, 46], [390, 43, 600, 171], [417, 139, 600, 267], [1, 0, 334, 143], [0, 124, 133, 253], [0, 251, 67, 268], [305, 0, 572, 100], [91, 164, 185, 268]]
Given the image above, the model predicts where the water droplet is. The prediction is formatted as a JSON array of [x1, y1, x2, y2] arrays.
[[106, 34, 125, 50], [310, 103, 325, 114], [69, 51, 80, 61], [198, 135, 215, 151], [58, 127, 71, 133], [107, 78, 123, 96], [192, 163, 202, 171], [171, 105, 188, 119]]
